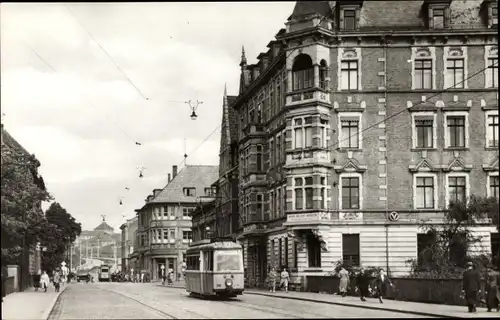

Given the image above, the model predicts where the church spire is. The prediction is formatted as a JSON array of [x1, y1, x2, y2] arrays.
[[239, 45, 247, 68]]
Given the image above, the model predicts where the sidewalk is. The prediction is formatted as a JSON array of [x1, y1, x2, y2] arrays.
[[158, 282, 500, 318], [1, 285, 67, 320]]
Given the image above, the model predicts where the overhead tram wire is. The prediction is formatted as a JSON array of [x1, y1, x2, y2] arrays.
[[21, 42, 143, 146], [64, 4, 149, 101], [176, 124, 222, 169]]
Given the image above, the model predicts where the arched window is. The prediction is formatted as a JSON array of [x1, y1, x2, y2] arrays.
[[319, 60, 328, 89], [292, 54, 314, 91]]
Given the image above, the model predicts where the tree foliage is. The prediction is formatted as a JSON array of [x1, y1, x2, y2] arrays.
[[407, 195, 499, 279], [1, 147, 52, 265], [38, 202, 82, 273]]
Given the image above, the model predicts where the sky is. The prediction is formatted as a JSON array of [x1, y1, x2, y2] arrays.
[[1, 2, 296, 232]]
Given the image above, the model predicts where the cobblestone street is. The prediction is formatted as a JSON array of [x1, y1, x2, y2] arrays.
[[47, 283, 430, 319]]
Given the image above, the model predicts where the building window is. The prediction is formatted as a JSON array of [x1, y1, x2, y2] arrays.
[[183, 230, 192, 241], [417, 233, 435, 267], [257, 145, 263, 171], [169, 229, 175, 243], [320, 119, 329, 148], [278, 238, 283, 268], [284, 237, 289, 268], [486, 47, 498, 88], [415, 59, 432, 90], [491, 233, 499, 267], [341, 176, 360, 210], [343, 9, 356, 30], [446, 115, 466, 148], [183, 188, 196, 197], [340, 60, 358, 90], [257, 194, 264, 220], [319, 60, 328, 89], [446, 58, 464, 88], [342, 234, 360, 267], [307, 233, 321, 268], [415, 118, 434, 148], [292, 54, 314, 91], [340, 119, 359, 149], [432, 8, 445, 29], [416, 176, 435, 209], [487, 113, 499, 148], [183, 207, 194, 218], [293, 241, 299, 268], [294, 178, 303, 210], [492, 6, 498, 26], [293, 117, 313, 149], [447, 174, 468, 206], [305, 177, 313, 209], [489, 174, 499, 199], [163, 206, 168, 217]]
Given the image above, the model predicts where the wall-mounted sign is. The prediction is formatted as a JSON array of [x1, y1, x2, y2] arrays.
[[339, 212, 363, 221], [389, 211, 400, 222]]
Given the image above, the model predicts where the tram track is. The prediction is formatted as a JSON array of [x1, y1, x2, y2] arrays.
[[99, 288, 211, 319], [222, 299, 308, 319]]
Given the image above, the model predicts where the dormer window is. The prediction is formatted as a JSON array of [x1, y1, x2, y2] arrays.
[[343, 10, 356, 30], [432, 8, 445, 29], [424, 0, 450, 29], [204, 187, 217, 197], [183, 188, 196, 197]]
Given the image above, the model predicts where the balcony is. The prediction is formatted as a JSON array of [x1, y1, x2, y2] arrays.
[[286, 88, 330, 107]]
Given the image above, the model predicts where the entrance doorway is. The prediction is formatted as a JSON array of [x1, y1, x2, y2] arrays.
[[157, 258, 166, 280]]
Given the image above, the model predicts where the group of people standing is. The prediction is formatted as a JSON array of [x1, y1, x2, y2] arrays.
[[266, 267, 290, 293]]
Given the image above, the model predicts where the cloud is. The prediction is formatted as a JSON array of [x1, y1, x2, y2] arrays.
[[0, 1, 295, 231]]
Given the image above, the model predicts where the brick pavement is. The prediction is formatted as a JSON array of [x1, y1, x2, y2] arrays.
[[1, 285, 67, 320], [160, 282, 500, 318]]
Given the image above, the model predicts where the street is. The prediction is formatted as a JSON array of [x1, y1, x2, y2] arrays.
[[47, 283, 431, 319]]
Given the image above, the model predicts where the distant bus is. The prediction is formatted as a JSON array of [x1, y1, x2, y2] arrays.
[[98, 265, 110, 282]]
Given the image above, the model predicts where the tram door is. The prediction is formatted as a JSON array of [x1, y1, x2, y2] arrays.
[[203, 250, 214, 293]]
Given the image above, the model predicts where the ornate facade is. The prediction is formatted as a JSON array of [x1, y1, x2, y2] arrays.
[[232, 0, 498, 288]]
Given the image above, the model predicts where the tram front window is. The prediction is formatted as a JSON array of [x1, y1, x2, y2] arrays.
[[215, 250, 242, 272]]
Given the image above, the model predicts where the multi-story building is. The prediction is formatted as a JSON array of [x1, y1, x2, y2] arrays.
[[233, 0, 498, 288], [120, 216, 137, 273], [133, 165, 218, 281], [191, 87, 239, 243]]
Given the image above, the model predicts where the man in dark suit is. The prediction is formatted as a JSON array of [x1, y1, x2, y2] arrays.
[[462, 261, 482, 313], [356, 267, 370, 302], [375, 268, 393, 304]]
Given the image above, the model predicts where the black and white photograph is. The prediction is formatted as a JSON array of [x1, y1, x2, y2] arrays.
[[1, 1, 499, 319]]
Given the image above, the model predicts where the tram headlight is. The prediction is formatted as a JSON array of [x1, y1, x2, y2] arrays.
[[225, 278, 233, 287]]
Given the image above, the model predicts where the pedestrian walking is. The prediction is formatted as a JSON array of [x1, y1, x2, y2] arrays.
[[356, 267, 370, 302], [53, 270, 61, 293], [485, 265, 500, 312], [375, 268, 393, 304], [161, 269, 166, 285], [40, 271, 50, 292], [33, 270, 41, 292], [338, 266, 349, 297], [167, 270, 174, 286], [280, 267, 289, 293], [462, 261, 481, 313], [268, 267, 277, 293]]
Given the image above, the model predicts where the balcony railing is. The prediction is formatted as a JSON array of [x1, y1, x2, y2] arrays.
[[286, 89, 330, 106]]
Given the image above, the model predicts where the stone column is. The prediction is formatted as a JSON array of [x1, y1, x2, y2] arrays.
[[314, 65, 320, 87]]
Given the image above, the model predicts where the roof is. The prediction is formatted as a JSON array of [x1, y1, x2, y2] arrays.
[[94, 221, 115, 232], [288, 1, 333, 21], [1, 125, 30, 156], [149, 165, 219, 204]]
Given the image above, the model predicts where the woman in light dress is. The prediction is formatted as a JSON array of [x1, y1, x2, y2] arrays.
[[338, 266, 349, 297], [40, 271, 50, 292]]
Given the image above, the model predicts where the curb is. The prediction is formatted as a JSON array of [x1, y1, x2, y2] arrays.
[[155, 284, 460, 318], [244, 291, 455, 318], [41, 285, 68, 320]]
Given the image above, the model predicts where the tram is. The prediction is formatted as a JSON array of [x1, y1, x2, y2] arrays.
[[98, 264, 110, 282], [185, 238, 244, 299]]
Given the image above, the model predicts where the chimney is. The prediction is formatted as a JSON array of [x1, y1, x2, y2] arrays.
[[172, 165, 178, 178], [168, 173, 171, 182]]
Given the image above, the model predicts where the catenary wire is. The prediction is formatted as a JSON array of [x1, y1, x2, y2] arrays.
[[64, 4, 149, 101], [18, 40, 143, 146]]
